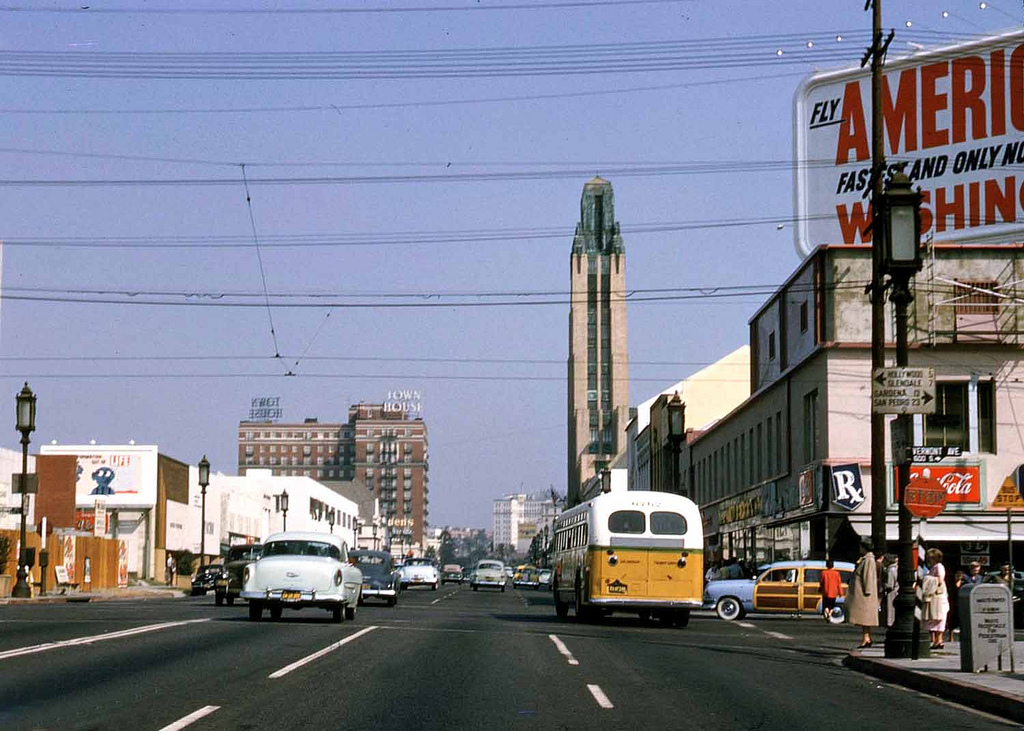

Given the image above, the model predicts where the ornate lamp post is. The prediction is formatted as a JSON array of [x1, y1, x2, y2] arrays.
[[880, 171, 930, 660], [12, 383, 36, 598], [279, 489, 289, 531], [198, 456, 210, 569], [328, 509, 336, 535], [667, 393, 686, 496]]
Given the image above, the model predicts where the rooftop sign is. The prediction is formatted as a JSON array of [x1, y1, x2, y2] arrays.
[[794, 30, 1024, 257], [248, 396, 283, 422]]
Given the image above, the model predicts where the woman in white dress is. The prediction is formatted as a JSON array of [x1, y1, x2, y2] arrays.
[[922, 548, 949, 649]]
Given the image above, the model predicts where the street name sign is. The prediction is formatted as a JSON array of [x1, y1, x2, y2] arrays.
[[911, 446, 963, 463], [11, 473, 38, 494], [871, 367, 936, 415], [960, 583, 1014, 673]]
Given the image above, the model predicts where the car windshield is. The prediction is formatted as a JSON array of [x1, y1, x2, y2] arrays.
[[405, 558, 433, 566], [227, 546, 262, 562], [478, 562, 502, 571], [352, 554, 390, 574], [262, 540, 341, 560]]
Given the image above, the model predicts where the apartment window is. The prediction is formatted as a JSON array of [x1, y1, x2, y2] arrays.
[[756, 423, 763, 481], [768, 331, 776, 361], [270, 445, 277, 453], [802, 390, 819, 464], [749, 428, 755, 483], [924, 381, 995, 453], [775, 412, 783, 473], [800, 301, 809, 333]]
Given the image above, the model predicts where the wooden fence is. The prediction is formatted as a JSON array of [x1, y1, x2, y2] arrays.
[[0, 529, 121, 593]]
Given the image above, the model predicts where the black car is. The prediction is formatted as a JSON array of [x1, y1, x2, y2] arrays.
[[191, 564, 223, 596], [215, 544, 262, 606], [350, 550, 401, 606]]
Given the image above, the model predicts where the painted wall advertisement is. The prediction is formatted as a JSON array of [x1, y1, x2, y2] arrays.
[[893, 464, 982, 504], [61, 534, 76, 584], [117, 539, 129, 588], [75, 453, 151, 507], [794, 30, 1024, 256]]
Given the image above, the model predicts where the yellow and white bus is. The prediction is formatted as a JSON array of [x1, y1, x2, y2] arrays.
[[551, 490, 703, 627]]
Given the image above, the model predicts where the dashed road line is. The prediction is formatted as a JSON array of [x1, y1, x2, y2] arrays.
[[737, 622, 756, 629], [268, 626, 378, 679], [157, 705, 220, 731], [587, 684, 614, 709], [430, 589, 461, 605], [548, 634, 579, 666], [764, 630, 794, 641], [0, 619, 211, 661]]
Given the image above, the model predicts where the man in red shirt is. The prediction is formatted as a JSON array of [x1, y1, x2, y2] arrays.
[[819, 559, 845, 623]]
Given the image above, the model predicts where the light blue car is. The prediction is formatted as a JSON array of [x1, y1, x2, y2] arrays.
[[703, 560, 855, 623]]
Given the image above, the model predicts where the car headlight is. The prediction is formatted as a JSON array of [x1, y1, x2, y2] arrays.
[[335, 570, 344, 586], [243, 567, 251, 584]]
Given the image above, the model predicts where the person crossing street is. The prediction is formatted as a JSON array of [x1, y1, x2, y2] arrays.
[[818, 559, 844, 622]]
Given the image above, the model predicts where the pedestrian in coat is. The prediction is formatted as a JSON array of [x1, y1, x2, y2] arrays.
[[881, 554, 898, 627], [966, 561, 983, 585], [846, 540, 880, 648], [947, 570, 965, 643], [922, 548, 949, 649]]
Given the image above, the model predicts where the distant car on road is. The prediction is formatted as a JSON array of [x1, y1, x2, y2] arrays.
[[441, 564, 464, 585], [704, 560, 855, 623], [513, 564, 540, 589], [215, 544, 262, 606], [240, 531, 362, 623], [191, 563, 223, 596], [400, 557, 440, 590], [537, 569, 553, 590], [503, 566, 514, 583], [472, 560, 506, 592], [351, 550, 400, 607]]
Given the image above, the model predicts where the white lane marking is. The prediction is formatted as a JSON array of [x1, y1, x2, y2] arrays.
[[268, 626, 378, 679], [430, 597, 443, 605], [764, 630, 794, 641], [0, 619, 210, 661], [157, 705, 220, 731], [587, 684, 614, 709], [736, 622, 756, 629], [548, 634, 579, 666]]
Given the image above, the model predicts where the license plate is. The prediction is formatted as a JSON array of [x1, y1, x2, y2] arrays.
[[281, 591, 301, 601], [414, 578, 423, 582], [362, 585, 370, 590]]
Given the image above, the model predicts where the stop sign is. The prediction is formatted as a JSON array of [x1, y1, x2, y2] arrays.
[[903, 474, 948, 518]]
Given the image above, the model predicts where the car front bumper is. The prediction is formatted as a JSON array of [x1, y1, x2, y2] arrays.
[[474, 580, 505, 587], [361, 587, 397, 597]]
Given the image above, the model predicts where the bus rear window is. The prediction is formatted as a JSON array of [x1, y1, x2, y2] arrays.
[[650, 511, 687, 535], [608, 510, 645, 534]]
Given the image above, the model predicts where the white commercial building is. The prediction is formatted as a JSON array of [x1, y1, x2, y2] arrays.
[[493, 492, 562, 554], [0, 446, 35, 531]]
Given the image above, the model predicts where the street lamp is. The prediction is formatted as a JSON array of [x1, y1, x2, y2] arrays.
[[667, 392, 686, 495], [12, 383, 36, 598], [880, 171, 930, 660], [328, 509, 336, 534], [279, 489, 289, 531], [198, 456, 210, 569]]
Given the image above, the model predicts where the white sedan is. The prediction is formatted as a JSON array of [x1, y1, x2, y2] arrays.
[[240, 531, 363, 623]]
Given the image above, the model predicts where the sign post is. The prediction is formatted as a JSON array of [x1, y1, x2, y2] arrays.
[[990, 476, 1024, 605]]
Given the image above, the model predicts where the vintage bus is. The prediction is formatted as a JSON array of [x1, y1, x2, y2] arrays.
[[551, 490, 703, 627]]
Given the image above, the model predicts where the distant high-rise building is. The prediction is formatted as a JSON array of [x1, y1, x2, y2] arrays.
[[493, 492, 562, 553], [238, 403, 428, 545], [567, 177, 630, 506]]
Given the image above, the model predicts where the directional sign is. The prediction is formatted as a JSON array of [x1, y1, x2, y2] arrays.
[[871, 367, 937, 415], [911, 446, 963, 464], [990, 477, 1024, 511]]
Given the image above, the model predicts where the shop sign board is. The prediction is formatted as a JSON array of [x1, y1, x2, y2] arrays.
[[797, 468, 816, 508], [75, 453, 151, 508], [827, 463, 866, 511], [794, 30, 1024, 257], [871, 368, 936, 415], [894, 464, 981, 504], [960, 583, 1013, 673], [719, 490, 763, 528]]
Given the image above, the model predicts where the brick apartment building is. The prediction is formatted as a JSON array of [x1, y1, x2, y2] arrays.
[[238, 403, 429, 545]]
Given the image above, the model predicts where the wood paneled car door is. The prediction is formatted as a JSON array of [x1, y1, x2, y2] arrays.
[[752, 568, 799, 612]]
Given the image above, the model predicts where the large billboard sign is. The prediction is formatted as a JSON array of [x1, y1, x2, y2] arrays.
[[75, 453, 152, 507], [794, 30, 1024, 257]]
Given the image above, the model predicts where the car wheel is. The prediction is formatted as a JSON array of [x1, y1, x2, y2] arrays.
[[674, 609, 691, 628], [715, 596, 743, 621], [638, 609, 652, 622], [432, 582, 438, 591], [555, 594, 570, 618], [827, 606, 845, 625], [345, 602, 357, 621], [248, 601, 263, 621], [574, 579, 592, 622], [226, 595, 235, 606], [215, 593, 224, 607], [472, 585, 478, 591], [332, 605, 344, 623], [387, 596, 397, 607], [269, 605, 283, 621], [500, 585, 505, 593]]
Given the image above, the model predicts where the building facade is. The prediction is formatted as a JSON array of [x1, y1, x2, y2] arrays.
[[238, 403, 428, 546], [493, 492, 562, 553], [567, 177, 630, 506], [674, 244, 1024, 570]]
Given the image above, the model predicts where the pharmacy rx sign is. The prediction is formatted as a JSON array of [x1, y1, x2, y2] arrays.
[[793, 29, 1024, 258]]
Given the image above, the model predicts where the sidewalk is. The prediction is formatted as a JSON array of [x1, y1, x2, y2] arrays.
[[0, 585, 185, 605], [845, 640, 1024, 723]]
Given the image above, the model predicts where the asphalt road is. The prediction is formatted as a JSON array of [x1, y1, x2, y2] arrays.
[[0, 585, 1015, 731]]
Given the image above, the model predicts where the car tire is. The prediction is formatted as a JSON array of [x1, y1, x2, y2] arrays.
[[226, 595, 235, 606], [500, 585, 505, 593], [345, 602, 357, 621], [215, 593, 224, 607], [332, 605, 344, 623], [715, 596, 744, 621], [269, 605, 283, 621], [472, 585, 478, 591], [387, 596, 397, 607], [432, 582, 438, 591], [638, 609, 652, 622], [248, 601, 263, 621], [827, 606, 845, 625], [674, 609, 691, 628], [555, 595, 570, 618]]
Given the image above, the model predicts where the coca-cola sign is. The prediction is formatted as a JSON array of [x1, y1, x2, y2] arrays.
[[893, 464, 981, 504]]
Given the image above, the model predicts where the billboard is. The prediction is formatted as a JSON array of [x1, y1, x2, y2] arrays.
[[794, 30, 1024, 257], [75, 453, 152, 507]]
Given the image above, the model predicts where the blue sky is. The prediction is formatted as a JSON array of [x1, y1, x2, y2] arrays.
[[0, 0, 1019, 528]]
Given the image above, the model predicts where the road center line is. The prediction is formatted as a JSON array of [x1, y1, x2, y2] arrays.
[[764, 630, 794, 641], [736, 622, 756, 629], [548, 634, 579, 666], [587, 684, 614, 709], [157, 705, 220, 731], [268, 626, 378, 679], [0, 618, 211, 661]]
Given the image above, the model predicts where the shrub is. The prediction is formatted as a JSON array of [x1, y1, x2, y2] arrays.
[[0, 534, 11, 575], [171, 550, 196, 576]]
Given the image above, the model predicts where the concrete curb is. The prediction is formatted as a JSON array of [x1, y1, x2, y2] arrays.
[[844, 651, 1024, 723], [0, 589, 186, 606]]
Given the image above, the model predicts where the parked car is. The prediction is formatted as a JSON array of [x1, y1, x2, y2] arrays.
[[240, 532, 362, 623], [351, 550, 400, 606], [191, 563, 223, 596], [503, 566, 514, 583], [472, 560, 506, 592], [215, 544, 262, 606], [704, 560, 855, 623], [537, 569, 553, 590], [513, 564, 540, 589], [441, 564, 464, 585], [400, 557, 440, 590]]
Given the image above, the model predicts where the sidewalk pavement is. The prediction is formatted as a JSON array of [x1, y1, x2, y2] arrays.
[[845, 640, 1024, 723], [0, 585, 185, 605]]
